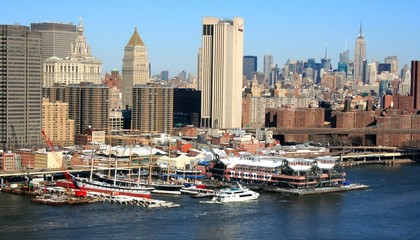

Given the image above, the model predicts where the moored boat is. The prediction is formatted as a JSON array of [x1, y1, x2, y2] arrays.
[[151, 183, 183, 195], [211, 182, 259, 203], [73, 177, 153, 198]]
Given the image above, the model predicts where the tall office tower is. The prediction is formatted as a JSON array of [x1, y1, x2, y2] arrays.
[[31, 22, 77, 59], [132, 84, 173, 134], [42, 18, 102, 87], [178, 71, 187, 81], [367, 60, 377, 84], [384, 56, 398, 74], [321, 45, 331, 70], [264, 54, 273, 82], [354, 23, 366, 83], [122, 27, 150, 109], [269, 64, 279, 89], [339, 49, 350, 65], [243, 55, 257, 80], [307, 58, 316, 81], [42, 98, 75, 147], [0, 25, 42, 149], [160, 70, 169, 81], [401, 64, 411, 84], [198, 17, 244, 129], [174, 88, 201, 128], [362, 59, 368, 83], [348, 60, 355, 79], [411, 61, 420, 109]]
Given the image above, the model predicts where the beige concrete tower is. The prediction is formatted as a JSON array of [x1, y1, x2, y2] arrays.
[[42, 98, 75, 147], [199, 17, 244, 129], [122, 27, 150, 109], [354, 22, 366, 83]]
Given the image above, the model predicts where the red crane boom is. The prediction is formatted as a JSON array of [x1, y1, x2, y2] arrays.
[[41, 130, 86, 196]]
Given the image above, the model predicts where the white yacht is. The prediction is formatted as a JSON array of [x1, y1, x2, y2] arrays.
[[212, 183, 259, 203]]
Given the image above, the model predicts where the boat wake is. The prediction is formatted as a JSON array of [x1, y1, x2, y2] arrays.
[[199, 200, 221, 204]]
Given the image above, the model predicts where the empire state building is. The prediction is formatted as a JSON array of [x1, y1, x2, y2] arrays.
[[354, 23, 366, 83]]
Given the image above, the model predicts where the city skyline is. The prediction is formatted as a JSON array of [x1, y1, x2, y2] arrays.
[[3, 0, 420, 77]]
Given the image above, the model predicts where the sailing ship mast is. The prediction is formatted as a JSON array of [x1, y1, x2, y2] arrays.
[[167, 134, 171, 184], [148, 134, 153, 185]]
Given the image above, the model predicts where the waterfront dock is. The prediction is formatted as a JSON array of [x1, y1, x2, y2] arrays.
[[342, 158, 414, 167], [259, 183, 369, 195]]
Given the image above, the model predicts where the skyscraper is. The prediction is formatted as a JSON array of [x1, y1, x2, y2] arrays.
[[0, 25, 43, 149], [321, 46, 331, 71], [42, 18, 102, 87], [354, 23, 366, 82], [384, 56, 398, 74], [122, 27, 150, 109], [132, 83, 173, 134], [411, 61, 420, 109], [264, 54, 273, 82], [339, 49, 350, 65], [198, 17, 244, 129], [44, 83, 109, 136], [243, 55, 257, 80], [31, 22, 77, 60]]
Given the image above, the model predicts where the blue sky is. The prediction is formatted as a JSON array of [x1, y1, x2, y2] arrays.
[[2, 0, 420, 77]]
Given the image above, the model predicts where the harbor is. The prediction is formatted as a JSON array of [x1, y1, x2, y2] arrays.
[[1, 163, 419, 239]]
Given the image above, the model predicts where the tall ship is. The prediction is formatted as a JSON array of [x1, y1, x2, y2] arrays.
[[72, 175, 153, 198], [208, 154, 345, 189]]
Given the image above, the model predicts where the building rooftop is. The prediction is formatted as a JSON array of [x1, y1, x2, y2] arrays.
[[126, 27, 145, 46]]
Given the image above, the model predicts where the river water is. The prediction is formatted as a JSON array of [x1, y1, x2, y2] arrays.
[[1, 163, 420, 239]]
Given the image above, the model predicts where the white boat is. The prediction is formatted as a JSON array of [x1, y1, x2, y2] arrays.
[[211, 183, 259, 203]]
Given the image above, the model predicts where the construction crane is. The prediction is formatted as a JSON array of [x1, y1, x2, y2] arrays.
[[41, 130, 87, 197]]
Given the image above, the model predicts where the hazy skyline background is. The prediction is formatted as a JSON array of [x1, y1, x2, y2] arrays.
[[3, 0, 420, 77]]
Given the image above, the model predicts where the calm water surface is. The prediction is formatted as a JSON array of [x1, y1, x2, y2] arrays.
[[1, 163, 420, 239]]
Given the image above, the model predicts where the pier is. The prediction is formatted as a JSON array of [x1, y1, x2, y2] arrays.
[[259, 183, 369, 195]]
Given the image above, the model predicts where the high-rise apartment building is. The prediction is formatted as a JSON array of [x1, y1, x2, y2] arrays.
[[42, 98, 75, 147], [43, 83, 109, 135], [42, 18, 102, 87], [31, 22, 77, 59], [0, 25, 43, 149], [354, 23, 366, 83], [411, 61, 420, 109], [264, 54, 273, 82], [80, 83, 109, 134], [122, 27, 150, 109], [198, 16, 244, 129], [132, 84, 173, 134], [243, 56, 257, 80]]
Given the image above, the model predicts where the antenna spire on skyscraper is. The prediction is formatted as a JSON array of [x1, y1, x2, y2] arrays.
[[345, 38, 347, 51], [359, 20, 363, 37], [324, 43, 328, 58]]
